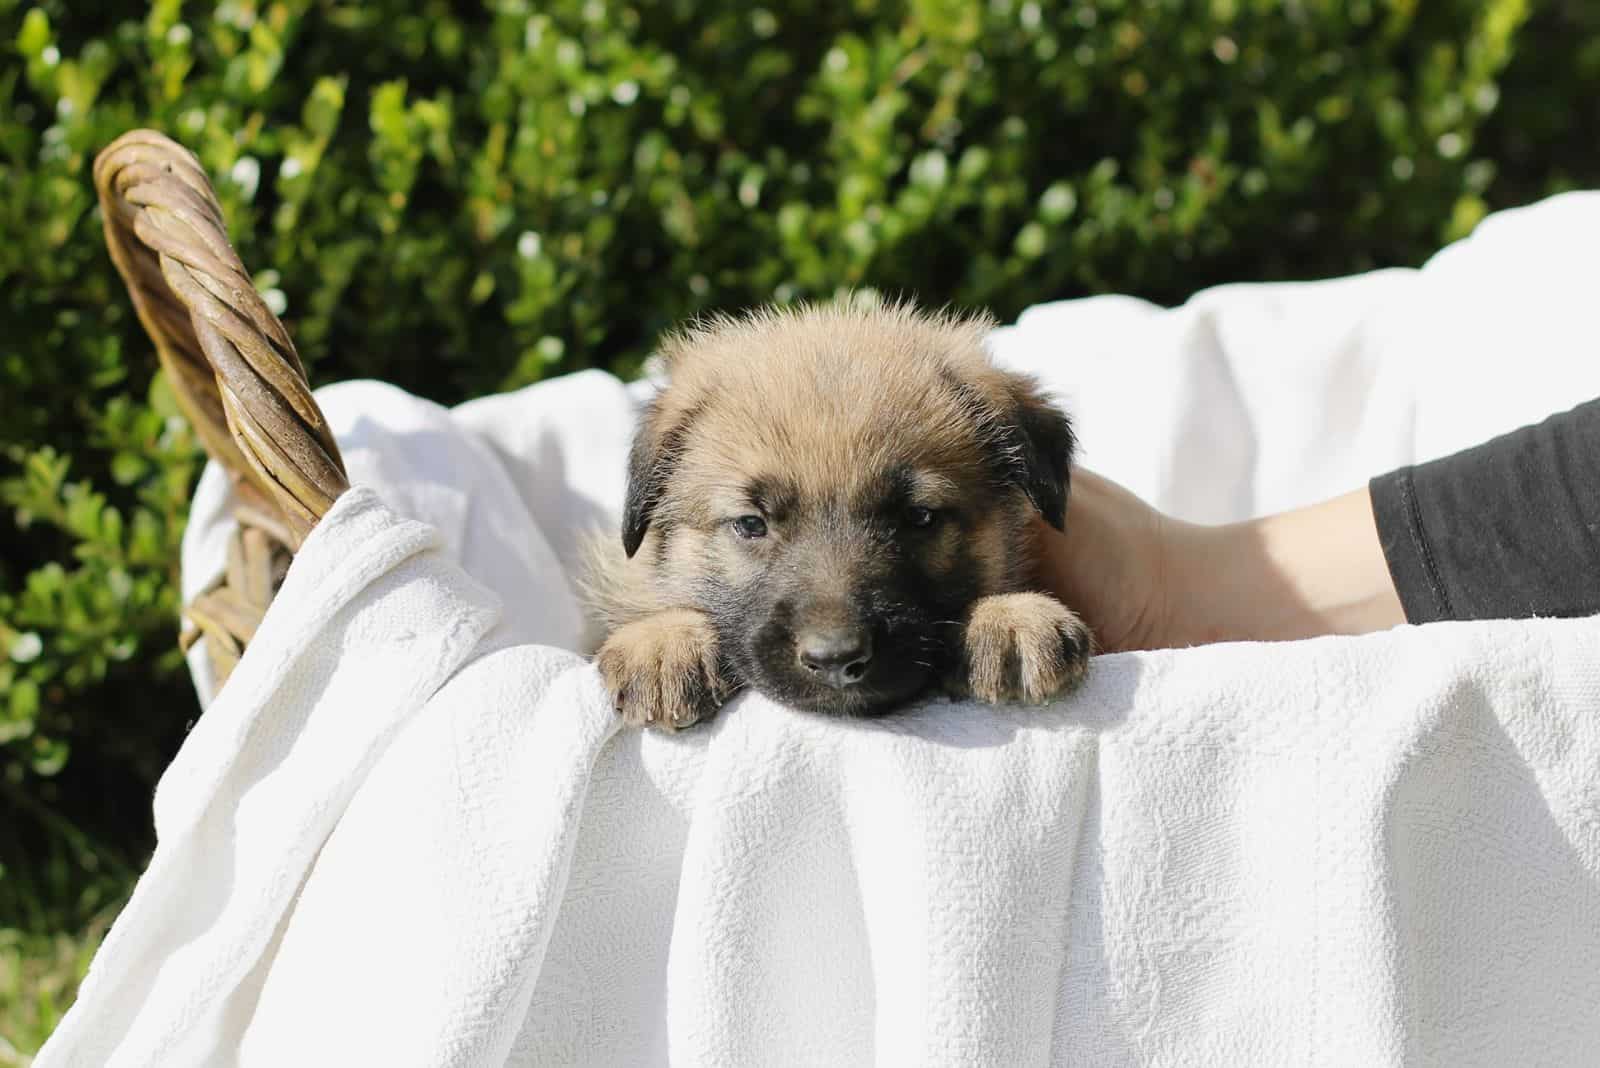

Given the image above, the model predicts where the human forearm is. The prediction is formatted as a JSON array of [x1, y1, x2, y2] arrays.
[[1037, 474, 1405, 652], [1160, 486, 1406, 646]]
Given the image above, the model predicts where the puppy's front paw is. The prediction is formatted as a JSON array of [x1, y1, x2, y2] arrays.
[[957, 592, 1092, 705], [596, 608, 729, 731]]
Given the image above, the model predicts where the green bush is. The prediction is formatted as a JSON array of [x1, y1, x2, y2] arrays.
[[2, 0, 1598, 932]]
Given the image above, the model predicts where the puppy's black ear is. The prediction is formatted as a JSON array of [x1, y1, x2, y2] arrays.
[[622, 401, 667, 558], [997, 374, 1075, 531], [622, 399, 697, 557]]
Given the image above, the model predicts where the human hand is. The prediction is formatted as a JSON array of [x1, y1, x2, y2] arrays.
[[1029, 469, 1176, 653], [1033, 469, 1406, 652]]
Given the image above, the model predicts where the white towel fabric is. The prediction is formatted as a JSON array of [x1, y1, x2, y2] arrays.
[[39, 194, 1600, 1067]]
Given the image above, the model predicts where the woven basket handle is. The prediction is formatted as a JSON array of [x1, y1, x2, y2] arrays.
[[95, 129, 350, 688], [94, 129, 348, 548]]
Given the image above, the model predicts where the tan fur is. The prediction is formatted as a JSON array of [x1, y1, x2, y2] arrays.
[[578, 532, 663, 635], [955, 593, 1093, 705], [651, 304, 1010, 543], [586, 298, 1088, 728], [594, 608, 727, 730]]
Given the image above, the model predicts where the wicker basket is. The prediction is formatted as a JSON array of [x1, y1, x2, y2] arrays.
[[94, 130, 349, 689]]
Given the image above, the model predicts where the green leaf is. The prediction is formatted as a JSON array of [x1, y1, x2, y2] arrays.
[[31, 736, 69, 777], [9, 678, 40, 721], [16, 8, 52, 59]]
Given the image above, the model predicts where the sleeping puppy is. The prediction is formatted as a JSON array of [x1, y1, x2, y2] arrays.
[[583, 301, 1091, 730]]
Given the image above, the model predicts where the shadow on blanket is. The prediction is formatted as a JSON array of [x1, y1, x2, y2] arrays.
[[1385, 690, 1600, 1061]]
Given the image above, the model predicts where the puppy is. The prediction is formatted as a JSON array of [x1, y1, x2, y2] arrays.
[[583, 301, 1091, 730]]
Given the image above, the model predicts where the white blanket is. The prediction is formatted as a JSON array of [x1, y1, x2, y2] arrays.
[[39, 194, 1600, 1066]]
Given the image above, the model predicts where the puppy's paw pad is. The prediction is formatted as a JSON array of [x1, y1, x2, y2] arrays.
[[596, 609, 727, 731], [962, 592, 1092, 705]]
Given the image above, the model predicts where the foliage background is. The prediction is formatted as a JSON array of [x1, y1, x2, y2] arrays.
[[2, 0, 1598, 1054]]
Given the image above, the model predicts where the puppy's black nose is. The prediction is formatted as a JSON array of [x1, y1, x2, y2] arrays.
[[797, 628, 873, 688]]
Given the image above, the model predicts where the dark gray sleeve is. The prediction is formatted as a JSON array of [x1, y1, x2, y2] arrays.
[[1368, 398, 1600, 624]]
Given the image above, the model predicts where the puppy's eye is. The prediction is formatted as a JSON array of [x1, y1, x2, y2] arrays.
[[904, 506, 937, 529], [733, 515, 769, 539]]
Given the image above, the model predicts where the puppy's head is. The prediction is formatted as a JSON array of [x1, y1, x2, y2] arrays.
[[624, 301, 1073, 714]]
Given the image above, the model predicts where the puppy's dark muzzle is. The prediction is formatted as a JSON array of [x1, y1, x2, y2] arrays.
[[796, 626, 873, 689]]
